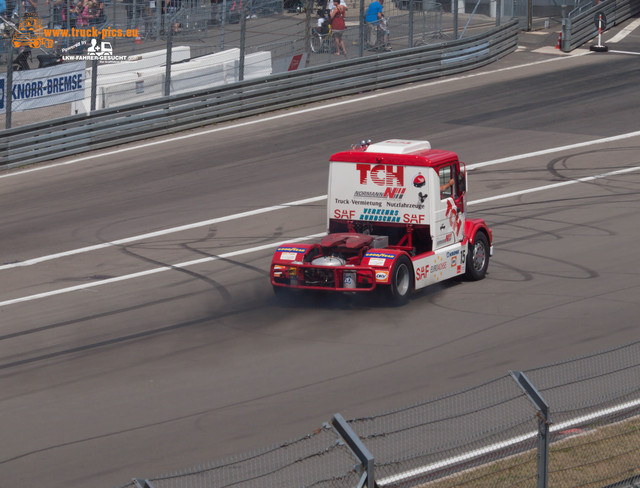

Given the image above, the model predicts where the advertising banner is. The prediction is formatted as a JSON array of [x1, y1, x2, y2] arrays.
[[0, 61, 86, 114]]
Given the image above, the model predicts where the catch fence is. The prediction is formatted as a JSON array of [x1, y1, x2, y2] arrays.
[[118, 340, 640, 488], [1, 0, 524, 130]]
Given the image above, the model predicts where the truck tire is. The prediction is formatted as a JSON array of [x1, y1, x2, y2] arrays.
[[466, 233, 489, 281], [385, 255, 413, 305]]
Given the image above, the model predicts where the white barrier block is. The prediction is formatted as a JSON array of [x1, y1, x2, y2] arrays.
[[102, 72, 164, 108], [96, 46, 191, 76], [244, 51, 273, 80], [168, 64, 227, 95]]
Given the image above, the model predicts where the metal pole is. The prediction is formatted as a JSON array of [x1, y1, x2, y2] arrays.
[[221, 0, 227, 50], [408, 0, 414, 48], [239, 0, 248, 81], [510, 371, 550, 488], [527, 0, 532, 31], [6, 43, 14, 130], [332, 414, 375, 488], [359, 0, 365, 57], [90, 57, 98, 112], [304, 0, 311, 66], [156, 0, 162, 38], [561, 4, 567, 52], [453, 0, 458, 39], [496, 0, 501, 26], [165, 26, 173, 96]]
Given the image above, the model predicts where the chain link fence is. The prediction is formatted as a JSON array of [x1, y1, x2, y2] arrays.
[[0, 0, 531, 129], [116, 341, 640, 488]]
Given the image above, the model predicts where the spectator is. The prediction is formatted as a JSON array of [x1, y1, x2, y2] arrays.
[[46, 0, 64, 27], [76, 0, 89, 26], [316, 8, 328, 34], [365, 0, 383, 23], [365, 0, 389, 50], [165, 0, 180, 33], [88, 0, 105, 25], [25, 0, 38, 15], [125, 0, 143, 29], [328, 0, 345, 13], [330, 0, 346, 55]]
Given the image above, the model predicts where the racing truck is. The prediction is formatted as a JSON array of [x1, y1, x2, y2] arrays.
[[270, 139, 493, 304]]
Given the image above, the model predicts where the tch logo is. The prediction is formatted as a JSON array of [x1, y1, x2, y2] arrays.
[[356, 164, 404, 187]]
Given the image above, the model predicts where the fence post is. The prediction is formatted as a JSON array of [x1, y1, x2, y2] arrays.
[[304, 0, 312, 66], [359, 0, 365, 57], [453, 0, 458, 39], [331, 413, 375, 488], [510, 371, 550, 488], [90, 57, 98, 112], [561, 4, 569, 52], [132, 479, 155, 488], [5, 42, 14, 130], [239, 0, 249, 81], [165, 27, 173, 96], [408, 0, 414, 48]]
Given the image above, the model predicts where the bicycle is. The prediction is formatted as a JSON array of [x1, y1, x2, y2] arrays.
[[310, 23, 332, 53]]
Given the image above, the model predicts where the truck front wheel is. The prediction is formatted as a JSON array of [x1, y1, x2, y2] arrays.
[[466, 233, 490, 281], [385, 255, 413, 305]]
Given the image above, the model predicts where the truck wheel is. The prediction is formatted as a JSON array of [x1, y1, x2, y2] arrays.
[[386, 255, 413, 305], [466, 233, 489, 281]]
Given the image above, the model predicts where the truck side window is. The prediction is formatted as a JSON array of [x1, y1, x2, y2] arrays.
[[439, 166, 455, 199]]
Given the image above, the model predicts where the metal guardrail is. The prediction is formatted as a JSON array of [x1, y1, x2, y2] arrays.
[[0, 19, 518, 169], [561, 0, 640, 52]]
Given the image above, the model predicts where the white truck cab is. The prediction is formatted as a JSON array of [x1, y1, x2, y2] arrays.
[[271, 139, 493, 304]]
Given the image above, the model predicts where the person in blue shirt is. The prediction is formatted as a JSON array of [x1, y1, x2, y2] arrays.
[[365, 0, 390, 50], [365, 0, 383, 23]]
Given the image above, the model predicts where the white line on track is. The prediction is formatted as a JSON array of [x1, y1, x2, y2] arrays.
[[0, 233, 326, 307], [608, 50, 640, 55], [0, 55, 585, 180], [0, 195, 326, 271], [3, 130, 640, 272], [2, 162, 640, 308], [607, 17, 640, 43], [469, 165, 640, 205]]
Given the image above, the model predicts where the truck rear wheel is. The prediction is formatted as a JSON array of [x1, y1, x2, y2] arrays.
[[385, 255, 413, 305], [466, 233, 489, 281]]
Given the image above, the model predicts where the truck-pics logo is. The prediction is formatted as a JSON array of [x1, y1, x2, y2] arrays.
[[12, 15, 54, 49], [356, 164, 404, 186]]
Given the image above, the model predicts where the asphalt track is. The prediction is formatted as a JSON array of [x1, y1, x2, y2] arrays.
[[1, 24, 640, 487]]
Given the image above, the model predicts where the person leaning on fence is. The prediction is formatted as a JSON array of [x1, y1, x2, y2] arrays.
[[330, 0, 346, 56], [365, 0, 388, 49], [365, 0, 382, 23]]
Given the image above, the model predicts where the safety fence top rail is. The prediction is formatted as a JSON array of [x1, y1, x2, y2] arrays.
[[0, 20, 518, 168]]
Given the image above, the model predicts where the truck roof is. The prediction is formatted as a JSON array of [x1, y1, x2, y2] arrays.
[[329, 140, 459, 168]]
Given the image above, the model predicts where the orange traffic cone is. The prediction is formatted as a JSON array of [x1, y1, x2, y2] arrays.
[[555, 32, 561, 49]]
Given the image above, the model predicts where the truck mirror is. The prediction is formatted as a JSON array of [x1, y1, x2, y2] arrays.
[[458, 171, 466, 193]]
